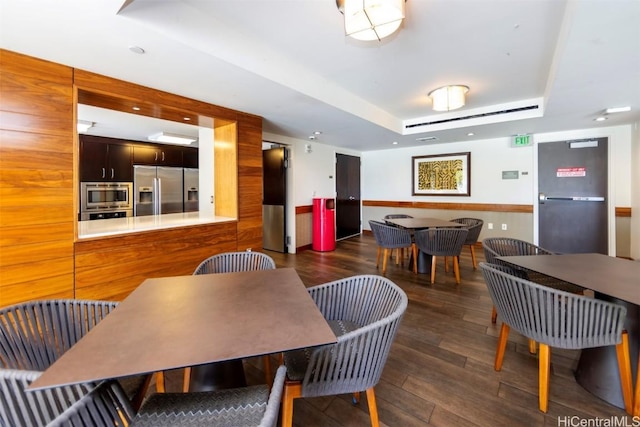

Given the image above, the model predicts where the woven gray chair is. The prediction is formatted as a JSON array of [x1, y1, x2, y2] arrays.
[[0, 368, 134, 427], [450, 217, 483, 269], [482, 237, 584, 324], [369, 220, 416, 275], [2, 366, 287, 427], [133, 365, 287, 427], [0, 299, 150, 411], [413, 228, 468, 284], [479, 262, 633, 414], [157, 250, 277, 393], [193, 250, 276, 275], [281, 275, 407, 427]]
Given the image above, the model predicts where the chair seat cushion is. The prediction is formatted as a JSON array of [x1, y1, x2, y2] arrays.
[[283, 319, 360, 382], [131, 384, 269, 427]]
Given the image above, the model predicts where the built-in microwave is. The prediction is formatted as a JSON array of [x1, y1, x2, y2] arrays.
[[80, 182, 133, 220]]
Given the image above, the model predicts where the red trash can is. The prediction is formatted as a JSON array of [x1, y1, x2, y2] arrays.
[[312, 197, 336, 251]]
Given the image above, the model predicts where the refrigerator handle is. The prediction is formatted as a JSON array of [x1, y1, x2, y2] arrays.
[[157, 177, 162, 215], [152, 177, 158, 215]]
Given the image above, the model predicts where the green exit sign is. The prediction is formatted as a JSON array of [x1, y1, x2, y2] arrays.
[[512, 134, 533, 147]]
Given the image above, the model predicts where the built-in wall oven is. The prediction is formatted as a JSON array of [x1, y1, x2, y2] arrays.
[[80, 182, 133, 221]]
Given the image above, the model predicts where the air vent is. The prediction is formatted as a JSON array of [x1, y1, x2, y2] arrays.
[[403, 98, 544, 135]]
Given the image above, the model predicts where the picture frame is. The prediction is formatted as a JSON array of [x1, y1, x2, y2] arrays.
[[412, 152, 471, 196]]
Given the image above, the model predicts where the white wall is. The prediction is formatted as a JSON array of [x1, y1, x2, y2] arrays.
[[265, 124, 634, 254], [362, 137, 534, 204], [198, 127, 215, 216], [263, 132, 360, 252], [631, 121, 640, 260]]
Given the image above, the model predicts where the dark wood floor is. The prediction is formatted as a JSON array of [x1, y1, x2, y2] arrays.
[[162, 234, 628, 426]]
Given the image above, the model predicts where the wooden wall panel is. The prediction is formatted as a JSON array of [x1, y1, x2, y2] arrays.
[[0, 50, 74, 307], [1, 50, 265, 307], [1, 275, 75, 305], [236, 114, 263, 250], [75, 222, 238, 301], [214, 123, 238, 218]]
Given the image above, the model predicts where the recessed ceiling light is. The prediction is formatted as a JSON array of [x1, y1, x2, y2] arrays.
[[392, 141, 398, 145], [605, 106, 631, 114], [132, 106, 141, 111], [308, 135, 316, 140], [594, 116, 608, 122], [313, 131, 322, 135], [184, 117, 191, 121], [467, 132, 474, 136]]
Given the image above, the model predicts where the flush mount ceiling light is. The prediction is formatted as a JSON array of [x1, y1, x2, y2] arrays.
[[336, 0, 405, 41], [428, 85, 469, 112], [148, 132, 197, 145], [77, 120, 93, 133], [605, 106, 631, 114]]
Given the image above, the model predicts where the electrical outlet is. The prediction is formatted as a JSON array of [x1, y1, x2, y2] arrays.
[[501, 224, 508, 230], [487, 223, 493, 230]]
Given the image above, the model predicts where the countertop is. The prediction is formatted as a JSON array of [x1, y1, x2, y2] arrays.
[[78, 212, 236, 239]]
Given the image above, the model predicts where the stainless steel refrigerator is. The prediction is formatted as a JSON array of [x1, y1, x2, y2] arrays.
[[183, 168, 199, 212], [134, 165, 184, 216]]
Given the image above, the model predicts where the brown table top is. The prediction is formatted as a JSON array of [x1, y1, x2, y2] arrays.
[[30, 268, 337, 390], [385, 217, 465, 229], [497, 253, 640, 305]]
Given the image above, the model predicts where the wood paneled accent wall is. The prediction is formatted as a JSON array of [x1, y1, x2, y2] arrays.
[[0, 50, 75, 304], [0, 49, 264, 306]]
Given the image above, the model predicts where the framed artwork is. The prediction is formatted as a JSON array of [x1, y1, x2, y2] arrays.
[[412, 152, 470, 196]]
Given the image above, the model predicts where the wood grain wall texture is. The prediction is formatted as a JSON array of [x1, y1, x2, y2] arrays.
[[0, 49, 265, 306], [74, 222, 238, 301], [0, 50, 76, 305]]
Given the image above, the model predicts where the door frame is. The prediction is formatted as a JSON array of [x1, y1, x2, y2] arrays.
[[335, 153, 362, 240], [533, 133, 616, 255], [262, 141, 293, 253]]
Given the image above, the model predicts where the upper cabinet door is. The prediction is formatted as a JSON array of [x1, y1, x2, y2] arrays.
[[79, 136, 132, 182], [183, 147, 199, 168], [108, 143, 133, 181], [80, 138, 109, 181], [133, 144, 183, 167]]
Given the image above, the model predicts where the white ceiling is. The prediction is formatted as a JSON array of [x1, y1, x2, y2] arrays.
[[1, 0, 639, 151]]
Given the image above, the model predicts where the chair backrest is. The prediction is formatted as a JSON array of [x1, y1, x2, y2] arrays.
[[193, 251, 276, 275], [0, 299, 118, 371], [451, 217, 483, 245], [368, 220, 412, 249], [413, 228, 468, 257], [383, 214, 413, 219], [301, 275, 407, 397], [0, 369, 134, 427], [479, 262, 627, 350], [482, 237, 554, 265]]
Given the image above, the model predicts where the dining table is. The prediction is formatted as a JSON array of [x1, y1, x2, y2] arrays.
[[384, 217, 466, 274], [497, 253, 639, 410], [29, 267, 337, 392]]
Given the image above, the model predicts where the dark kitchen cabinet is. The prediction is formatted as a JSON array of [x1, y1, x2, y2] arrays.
[[183, 147, 199, 168], [133, 144, 183, 166], [80, 136, 133, 182]]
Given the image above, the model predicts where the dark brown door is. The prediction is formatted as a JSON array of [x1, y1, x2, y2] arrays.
[[263, 147, 287, 252], [538, 138, 608, 254], [108, 143, 133, 181], [335, 153, 361, 240]]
